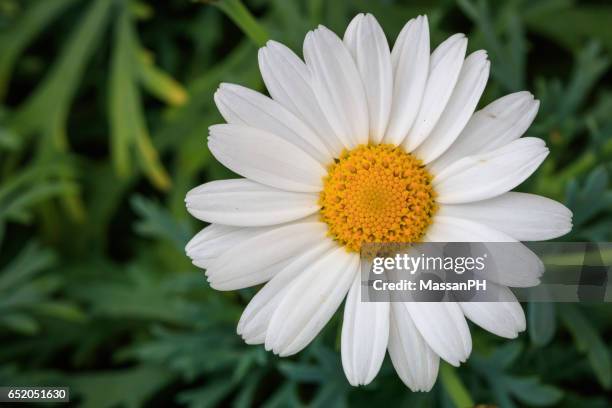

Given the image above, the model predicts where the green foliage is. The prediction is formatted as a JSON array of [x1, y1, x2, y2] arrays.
[[470, 343, 563, 407], [560, 304, 611, 389], [109, 1, 173, 190], [528, 301, 556, 346], [0, 0, 611, 407], [67, 366, 173, 408], [0, 241, 83, 335], [439, 363, 474, 408]]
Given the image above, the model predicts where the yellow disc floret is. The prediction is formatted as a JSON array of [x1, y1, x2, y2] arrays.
[[319, 144, 437, 252]]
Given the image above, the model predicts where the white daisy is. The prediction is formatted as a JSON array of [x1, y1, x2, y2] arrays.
[[185, 13, 573, 391]]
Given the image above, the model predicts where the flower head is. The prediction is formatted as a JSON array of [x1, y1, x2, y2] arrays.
[[185, 13, 572, 390]]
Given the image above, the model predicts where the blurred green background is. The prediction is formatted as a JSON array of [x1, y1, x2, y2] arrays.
[[1, 0, 611, 406]]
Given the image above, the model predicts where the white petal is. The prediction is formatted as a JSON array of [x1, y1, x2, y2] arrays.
[[304, 25, 369, 148], [265, 247, 358, 356], [344, 14, 393, 143], [341, 273, 389, 386], [186, 224, 270, 269], [460, 284, 526, 339], [405, 302, 472, 367], [426, 215, 516, 242], [415, 50, 490, 163], [343, 13, 362, 48], [214, 83, 333, 163], [434, 137, 549, 204], [205, 219, 328, 290], [426, 216, 544, 287], [259, 41, 344, 157], [208, 124, 327, 193], [238, 241, 334, 344], [388, 302, 440, 391], [186, 179, 319, 227], [438, 192, 573, 241], [384, 16, 429, 145], [429, 92, 539, 174], [402, 33, 467, 151]]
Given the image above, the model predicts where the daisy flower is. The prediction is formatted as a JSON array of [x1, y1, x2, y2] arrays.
[[185, 14, 573, 390]]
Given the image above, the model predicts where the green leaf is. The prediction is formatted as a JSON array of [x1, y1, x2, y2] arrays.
[[108, 5, 137, 179], [0, 242, 56, 292], [6, 0, 112, 221], [565, 166, 610, 227], [489, 341, 523, 369], [560, 304, 612, 388], [261, 383, 301, 408], [34, 301, 86, 322], [471, 342, 562, 407], [0, 0, 77, 99], [0, 313, 39, 335], [0, 125, 20, 151], [440, 363, 474, 408], [456, 0, 526, 90], [212, 0, 269, 47], [0, 241, 84, 334], [108, 4, 171, 190], [11, 0, 112, 146], [137, 51, 189, 107], [68, 263, 198, 326], [178, 380, 236, 408], [528, 302, 557, 347], [69, 366, 173, 408], [131, 195, 192, 251], [0, 163, 78, 225], [279, 362, 326, 383], [525, 5, 612, 54], [232, 371, 262, 408], [504, 376, 563, 406], [558, 43, 610, 121]]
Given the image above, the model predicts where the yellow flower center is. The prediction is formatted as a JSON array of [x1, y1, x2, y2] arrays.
[[319, 144, 437, 252]]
